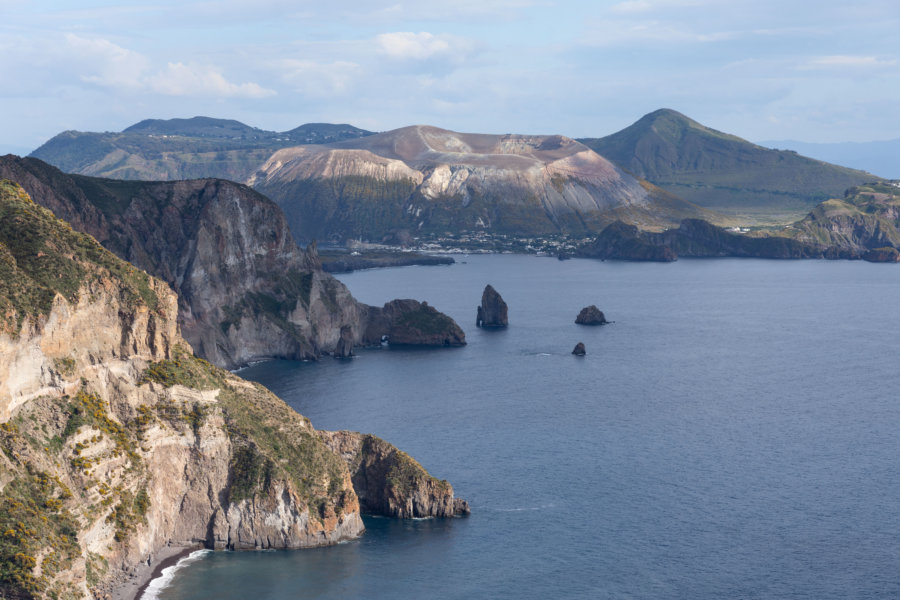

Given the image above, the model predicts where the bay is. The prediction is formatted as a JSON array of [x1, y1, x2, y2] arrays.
[[155, 255, 900, 599]]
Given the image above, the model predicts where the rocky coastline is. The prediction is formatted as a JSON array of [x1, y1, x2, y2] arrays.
[[0, 181, 469, 600], [318, 249, 455, 273]]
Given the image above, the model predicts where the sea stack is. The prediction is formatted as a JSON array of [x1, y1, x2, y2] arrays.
[[572, 342, 586, 356], [476, 284, 509, 328], [334, 325, 354, 357], [575, 305, 609, 325]]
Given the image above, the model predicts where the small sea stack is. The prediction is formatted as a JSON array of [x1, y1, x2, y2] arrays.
[[476, 284, 509, 328], [575, 305, 609, 325], [572, 342, 586, 356], [334, 325, 354, 358]]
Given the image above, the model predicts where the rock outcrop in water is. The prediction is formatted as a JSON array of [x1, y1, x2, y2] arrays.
[[476, 285, 508, 328], [0, 181, 467, 599], [364, 300, 466, 347], [575, 305, 608, 325], [0, 156, 465, 369], [319, 431, 470, 518], [572, 342, 586, 356]]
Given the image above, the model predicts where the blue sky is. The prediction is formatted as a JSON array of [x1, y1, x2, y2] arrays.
[[2, 0, 899, 154]]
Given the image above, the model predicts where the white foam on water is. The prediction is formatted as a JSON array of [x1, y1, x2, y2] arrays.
[[140, 549, 212, 600]]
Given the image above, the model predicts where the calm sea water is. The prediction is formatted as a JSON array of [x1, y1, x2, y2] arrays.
[[154, 255, 900, 599]]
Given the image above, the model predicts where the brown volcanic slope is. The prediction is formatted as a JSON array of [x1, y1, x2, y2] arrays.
[[249, 125, 719, 242]]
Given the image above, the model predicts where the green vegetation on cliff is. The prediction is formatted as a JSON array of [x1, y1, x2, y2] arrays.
[[140, 349, 348, 512], [790, 182, 900, 252], [0, 180, 158, 334]]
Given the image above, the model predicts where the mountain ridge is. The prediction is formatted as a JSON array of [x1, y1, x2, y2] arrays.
[[250, 124, 718, 242], [578, 109, 875, 224]]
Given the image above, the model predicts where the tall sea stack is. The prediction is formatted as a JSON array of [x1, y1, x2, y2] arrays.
[[476, 284, 509, 328]]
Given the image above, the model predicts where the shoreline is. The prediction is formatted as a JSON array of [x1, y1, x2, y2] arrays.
[[110, 544, 201, 600]]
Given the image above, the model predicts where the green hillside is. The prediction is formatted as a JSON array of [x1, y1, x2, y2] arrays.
[[579, 109, 875, 225], [29, 117, 373, 182]]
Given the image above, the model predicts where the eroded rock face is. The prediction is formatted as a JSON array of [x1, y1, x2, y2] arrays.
[[249, 125, 709, 241], [334, 325, 355, 357], [319, 431, 470, 519], [0, 156, 462, 369], [575, 305, 608, 326], [364, 299, 466, 347], [0, 183, 462, 600], [476, 285, 508, 328], [862, 247, 900, 262]]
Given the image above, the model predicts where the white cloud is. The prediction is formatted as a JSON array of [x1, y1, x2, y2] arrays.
[[803, 55, 898, 69], [149, 63, 276, 98], [375, 31, 470, 61], [583, 20, 736, 46], [610, 0, 653, 13], [278, 59, 361, 97], [62, 35, 275, 99], [65, 33, 149, 89]]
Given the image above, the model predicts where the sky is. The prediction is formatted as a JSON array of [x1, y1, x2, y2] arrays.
[[2, 0, 899, 155]]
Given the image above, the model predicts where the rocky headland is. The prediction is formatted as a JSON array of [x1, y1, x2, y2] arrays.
[[319, 431, 470, 518], [318, 249, 455, 273], [0, 156, 466, 369], [575, 219, 828, 261], [0, 181, 468, 599]]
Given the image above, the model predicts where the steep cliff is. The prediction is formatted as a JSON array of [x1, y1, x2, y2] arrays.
[[790, 182, 900, 255], [0, 182, 468, 600], [319, 431, 469, 518], [248, 125, 717, 242], [476, 285, 508, 328], [0, 156, 465, 369]]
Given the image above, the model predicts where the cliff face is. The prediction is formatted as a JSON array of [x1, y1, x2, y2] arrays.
[[791, 182, 900, 255], [319, 431, 469, 519], [0, 156, 465, 369], [248, 125, 715, 242], [0, 182, 467, 600]]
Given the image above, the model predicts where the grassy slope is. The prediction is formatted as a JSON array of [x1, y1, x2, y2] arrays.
[[579, 109, 874, 225], [0, 179, 159, 335], [789, 182, 900, 249]]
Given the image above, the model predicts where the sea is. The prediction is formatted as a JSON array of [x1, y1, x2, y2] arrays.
[[148, 254, 900, 599]]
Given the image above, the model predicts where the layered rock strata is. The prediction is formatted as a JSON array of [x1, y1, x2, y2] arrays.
[[0, 182, 467, 600]]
